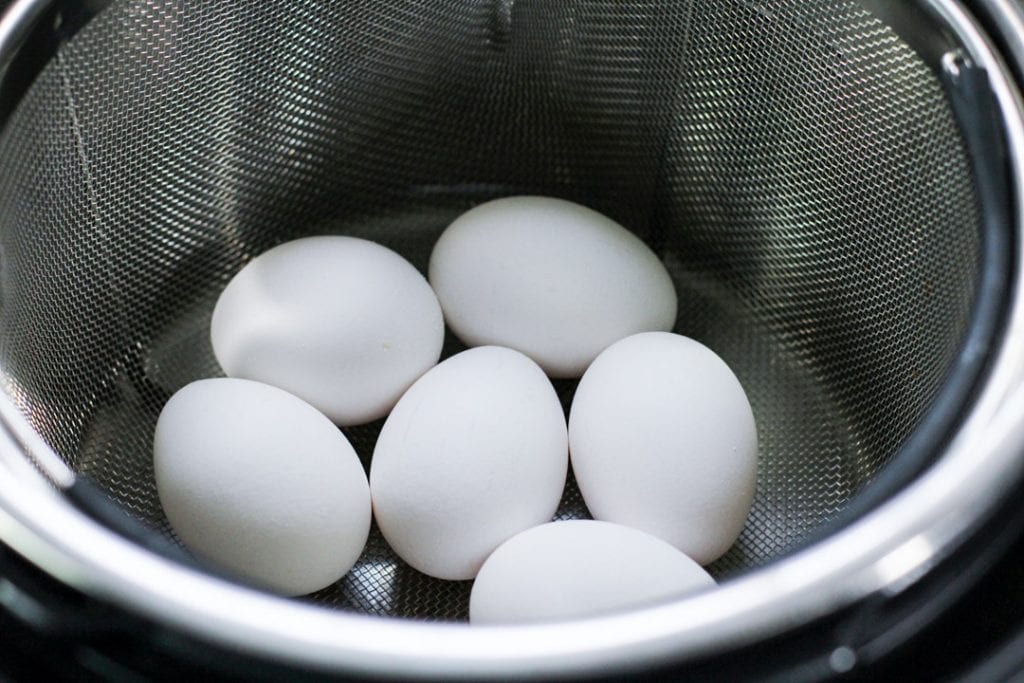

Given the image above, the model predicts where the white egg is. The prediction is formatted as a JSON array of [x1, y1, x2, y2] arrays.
[[568, 332, 758, 565], [470, 520, 715, 624], [211, 235, 444, 426], [153, 378, 371, 596], [370, 346, 568, 580], [428, 196, 677, 378]]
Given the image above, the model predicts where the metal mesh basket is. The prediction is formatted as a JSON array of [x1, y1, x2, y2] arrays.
[[0, 0, 1000, 625]]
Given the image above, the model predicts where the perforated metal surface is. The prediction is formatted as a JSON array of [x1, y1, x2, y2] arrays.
[[0, 0, 980, 621]]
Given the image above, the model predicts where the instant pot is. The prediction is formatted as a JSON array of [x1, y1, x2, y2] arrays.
[[3, 0, 1024, 679]]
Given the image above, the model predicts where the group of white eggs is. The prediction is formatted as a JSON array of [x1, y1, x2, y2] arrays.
[[152, 196, 759, 624]]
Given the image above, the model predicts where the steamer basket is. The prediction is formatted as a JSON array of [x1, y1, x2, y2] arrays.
[[0, 0, 1023, 679]]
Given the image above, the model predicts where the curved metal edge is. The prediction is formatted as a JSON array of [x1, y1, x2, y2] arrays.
[[0, 0, 110, 128], [0, 0, 111, 68], [0, 0, 1023, 679], [966, 0, 1024, 81], [0, 393, 73, 489], [0, 0, 51, 71]]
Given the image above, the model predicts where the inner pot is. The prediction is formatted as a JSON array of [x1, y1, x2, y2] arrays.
[[0, 0, 1022, 678]]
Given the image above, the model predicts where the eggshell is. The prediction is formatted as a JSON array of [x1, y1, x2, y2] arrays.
[[470, 520, 715, 624], [370, 346, 568, 580], [211, 235, 444, 426], [153, 378, 371, 596], [428, 196, 677, 378], [568, 332, 758, 565]]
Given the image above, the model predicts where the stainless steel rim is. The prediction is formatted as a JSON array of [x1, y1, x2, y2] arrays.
[[0, 0, 1023, 678]]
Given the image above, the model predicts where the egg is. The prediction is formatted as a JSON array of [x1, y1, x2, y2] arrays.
[[470, 520, 715, 624], [370, 346, 568, 580], [568, 332, 758, 565], [211, 235, 444, 426], [153, 378, 371, 596], [428, 196, 677, 378]]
